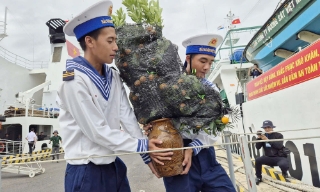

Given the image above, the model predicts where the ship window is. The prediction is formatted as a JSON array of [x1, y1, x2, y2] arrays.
[[29, 124, 53, 140], [52, 47, 62, 62], [0, 124, 22, 141]]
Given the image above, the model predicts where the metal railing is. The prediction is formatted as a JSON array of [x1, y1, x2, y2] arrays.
[[207, 57, 231, 81], [0, 45, 49, 69], [0, 140, 23, 155], [4, 103, 60, 118]]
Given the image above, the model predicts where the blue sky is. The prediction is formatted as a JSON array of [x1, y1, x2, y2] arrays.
[[0, 0, 280, 62]]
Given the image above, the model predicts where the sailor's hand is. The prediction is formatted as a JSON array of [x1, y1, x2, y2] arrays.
[[181, 149, 193, 175], [148, 139, 173, 165], [147, 162, 161, 178], [143, 124, 152, 136]]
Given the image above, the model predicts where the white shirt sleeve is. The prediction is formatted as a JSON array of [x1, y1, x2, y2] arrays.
[[58, 78, 148, 153], [119, 83, 144, 139], [185, 131, 219, 155], [118, 83, 151, 164]]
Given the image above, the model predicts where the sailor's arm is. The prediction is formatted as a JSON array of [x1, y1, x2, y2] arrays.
[[119, 83, 144, 139], [58, 78, 148, 153], [187, 131, 219, 155], [119, 82, 151, 164]]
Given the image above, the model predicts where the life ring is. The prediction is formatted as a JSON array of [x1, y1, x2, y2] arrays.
[[0, 142, 4, 152]]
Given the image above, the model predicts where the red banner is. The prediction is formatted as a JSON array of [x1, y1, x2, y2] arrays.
[[66, 40, 80, 58], [247, 40, 320, 101]]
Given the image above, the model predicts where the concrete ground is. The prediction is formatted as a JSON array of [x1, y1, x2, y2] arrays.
[[1, 150, 297, 192], [1, 154, 165, 192]]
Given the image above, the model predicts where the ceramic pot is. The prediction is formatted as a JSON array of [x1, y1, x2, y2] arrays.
[[148, 118, 184, 177]]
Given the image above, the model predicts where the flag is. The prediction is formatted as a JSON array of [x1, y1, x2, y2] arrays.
[[66, 40, 80, 58], [232, 18, 241, 25], [217, 25, 224, 30]]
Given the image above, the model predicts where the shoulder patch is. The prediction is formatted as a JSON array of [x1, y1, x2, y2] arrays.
[[63, 69, 75, 81]]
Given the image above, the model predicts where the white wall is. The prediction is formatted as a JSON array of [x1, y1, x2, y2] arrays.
[[242, 77, 320, 186], [0, 56, 45, 114]]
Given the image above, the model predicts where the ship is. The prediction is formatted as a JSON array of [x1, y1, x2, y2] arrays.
[[0, 16, 80, 154], [208, 0, 320, 188], [0, 0, 319, 188]]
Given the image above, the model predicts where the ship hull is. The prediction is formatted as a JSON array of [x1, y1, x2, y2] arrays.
[[245, 0, 320, 71]]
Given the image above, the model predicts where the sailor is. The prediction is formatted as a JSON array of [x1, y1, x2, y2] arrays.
[[58, 1, 172, 191], [162, 34, 236, 192]]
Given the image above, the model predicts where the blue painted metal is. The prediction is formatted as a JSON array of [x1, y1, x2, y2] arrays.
[[229, 48, 248, 63], [244, 0, 320, 72]]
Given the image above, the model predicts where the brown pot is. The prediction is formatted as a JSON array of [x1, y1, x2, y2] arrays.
[[148, 118, 184, 177]]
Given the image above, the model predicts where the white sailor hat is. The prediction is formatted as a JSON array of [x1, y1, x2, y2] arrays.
[[182, 34, 223, 57], [63, 0, 114, 41]]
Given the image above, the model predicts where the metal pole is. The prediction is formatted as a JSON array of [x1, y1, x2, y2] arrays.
[[223, 131, 237, 190], [239, 136, 257, 192], [4, 7, 7, 34]]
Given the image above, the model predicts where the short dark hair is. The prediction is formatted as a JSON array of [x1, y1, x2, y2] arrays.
[[30, 128, 34, 132], [254, 64, 259, 67], [79, 28, 103, 51]]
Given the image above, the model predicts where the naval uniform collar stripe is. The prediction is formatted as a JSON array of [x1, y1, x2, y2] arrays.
[[66, 61, 104, 86], [66, 57, 113, 101], [66, 62, 105, 89]]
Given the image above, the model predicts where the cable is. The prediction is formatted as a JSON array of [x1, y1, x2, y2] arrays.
[[241, 0, 264, 23], [5, 135, 320, 165], [223, 126, 320, 136]]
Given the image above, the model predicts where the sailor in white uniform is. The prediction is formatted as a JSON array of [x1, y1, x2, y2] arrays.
[[57, 1, 172, 191], [162, 34, 236, 192]]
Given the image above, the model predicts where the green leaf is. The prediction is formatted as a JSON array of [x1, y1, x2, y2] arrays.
[[185, 96, 191, 99], [215, 120, 222, 124], [203, 128, 210, 135]]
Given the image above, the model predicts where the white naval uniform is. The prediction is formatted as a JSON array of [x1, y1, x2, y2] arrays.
[[182, 131, 219, 155], [57, 68, 148, 165]]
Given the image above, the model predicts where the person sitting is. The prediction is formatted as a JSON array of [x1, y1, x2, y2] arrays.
[[255, 120, 289, 185]]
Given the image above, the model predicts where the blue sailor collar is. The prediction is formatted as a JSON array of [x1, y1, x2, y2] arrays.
[[66, 56, 113, 101]]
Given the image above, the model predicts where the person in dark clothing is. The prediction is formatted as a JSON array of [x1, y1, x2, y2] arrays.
[[248, 64, 263, 79], [15, 134, 22, 141], [255, 120, 289, 185], [37, 132, 47, 141], [4, 133, 9, 140]]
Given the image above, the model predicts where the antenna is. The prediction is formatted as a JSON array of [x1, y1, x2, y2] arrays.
[[225, 10, 236, 30], [203, 4, 208, 33], [0, 7, 8, 41]]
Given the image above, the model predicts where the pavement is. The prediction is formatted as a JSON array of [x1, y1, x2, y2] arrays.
[[1, 154, 165, 192], [1, 150, 298, 192]]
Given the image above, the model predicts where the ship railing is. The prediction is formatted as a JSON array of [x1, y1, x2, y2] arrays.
[[0, 139, 23, 155], [208, 57, 230, 80], [0, 45, 49, 69], [4, 103, 60, 118]]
